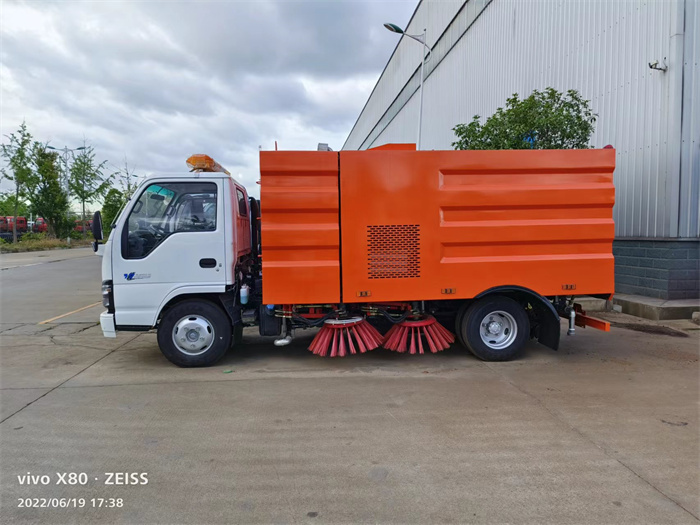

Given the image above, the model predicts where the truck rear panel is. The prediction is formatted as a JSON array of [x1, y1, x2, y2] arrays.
[[340, 148, 615, 302]]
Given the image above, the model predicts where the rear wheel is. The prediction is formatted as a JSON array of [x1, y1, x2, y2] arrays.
[[460, 296, 529, 361], [454, 302, 470, 348], [157, 300, 231, 367]]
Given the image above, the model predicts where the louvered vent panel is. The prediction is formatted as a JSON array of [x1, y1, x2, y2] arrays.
[[367, 225, 420, 279]]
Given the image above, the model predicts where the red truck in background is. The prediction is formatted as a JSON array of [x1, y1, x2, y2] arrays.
[[4, 216, 28, 233], [0, 216, 29, 241], [74, 219, 93, 233], [33, 217, 48, 233]]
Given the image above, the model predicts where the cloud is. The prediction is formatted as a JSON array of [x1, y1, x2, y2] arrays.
[[0, 0, 417, 198]]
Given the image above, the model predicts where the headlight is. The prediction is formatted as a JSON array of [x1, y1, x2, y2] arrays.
[[102, 280, 113, 311]]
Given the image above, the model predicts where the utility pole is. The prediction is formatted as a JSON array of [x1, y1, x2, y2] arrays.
[[46, 145, 84, 244]]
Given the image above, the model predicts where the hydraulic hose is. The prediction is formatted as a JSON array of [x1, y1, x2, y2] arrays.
[[291, 313, 336, 328]]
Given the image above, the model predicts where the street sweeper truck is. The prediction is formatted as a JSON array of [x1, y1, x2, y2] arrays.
[[94, 144, 615, 367]]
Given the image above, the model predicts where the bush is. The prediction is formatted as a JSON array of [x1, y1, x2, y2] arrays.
[[0, 236, 92, 253], [20, 232, 47, 242], [69, 230, 83, 240], [52, 216, 74, 239], [452, 88, 596, 150]]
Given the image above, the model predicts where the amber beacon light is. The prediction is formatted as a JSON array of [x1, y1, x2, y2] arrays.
[[186, 154, 231, 175]]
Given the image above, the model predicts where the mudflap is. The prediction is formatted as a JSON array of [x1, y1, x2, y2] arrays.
[[530, 300, 561, 351]]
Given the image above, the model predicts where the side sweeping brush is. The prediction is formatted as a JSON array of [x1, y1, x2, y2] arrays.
[[309, 317, 384, 357], [382, 315, 455, 354]]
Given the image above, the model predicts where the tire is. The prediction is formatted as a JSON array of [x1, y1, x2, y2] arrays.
[[157, 300, 232, 367], [460, 296, 529, 362], [454, 301, 470, 349]]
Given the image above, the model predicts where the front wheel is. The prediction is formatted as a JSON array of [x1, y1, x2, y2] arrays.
[[157, 300, 231, 367], [460, 296, 529, 361]]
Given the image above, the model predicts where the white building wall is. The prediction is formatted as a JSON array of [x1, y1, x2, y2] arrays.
[[345, 0, 699, 239]]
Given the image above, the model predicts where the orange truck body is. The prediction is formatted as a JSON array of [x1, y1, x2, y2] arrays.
[[260, 146, 615, 306]]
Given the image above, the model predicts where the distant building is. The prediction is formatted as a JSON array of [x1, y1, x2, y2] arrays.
[[344, 0, 699, 300]]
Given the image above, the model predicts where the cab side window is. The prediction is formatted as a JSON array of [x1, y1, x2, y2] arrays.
[[236, 188, 247, 216], [123, 182, 217, 259]]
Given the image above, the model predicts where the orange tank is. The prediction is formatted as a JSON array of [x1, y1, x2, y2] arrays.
[[260, 147, 615, 305]]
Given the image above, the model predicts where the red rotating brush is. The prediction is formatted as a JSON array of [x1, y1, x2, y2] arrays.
[[309, 317, 384, 357], [382, 315, 455, 354]]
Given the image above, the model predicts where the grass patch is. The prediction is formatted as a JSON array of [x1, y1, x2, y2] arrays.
[[0, 238, 93, 253]]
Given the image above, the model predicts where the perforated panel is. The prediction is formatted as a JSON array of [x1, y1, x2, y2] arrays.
[[367, 225, 420, 279]]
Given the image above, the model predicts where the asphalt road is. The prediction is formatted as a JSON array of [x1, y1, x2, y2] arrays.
[[0, 249, 698, 524]]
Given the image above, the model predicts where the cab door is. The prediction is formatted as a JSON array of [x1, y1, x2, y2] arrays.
[[111, 179, 227, 327]]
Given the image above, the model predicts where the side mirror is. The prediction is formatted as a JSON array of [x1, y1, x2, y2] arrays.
[[92, 211, 103, 243]]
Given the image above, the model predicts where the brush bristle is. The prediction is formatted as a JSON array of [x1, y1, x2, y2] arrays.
[[309, 319, 383, 357], [382, 316, 455, 353]]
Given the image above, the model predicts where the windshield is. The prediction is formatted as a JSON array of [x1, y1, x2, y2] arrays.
[[124, 181, 217, 259]]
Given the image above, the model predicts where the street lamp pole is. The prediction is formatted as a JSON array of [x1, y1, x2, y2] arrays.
[[46, 145, 85, 193], [384, 23, 430, 150]]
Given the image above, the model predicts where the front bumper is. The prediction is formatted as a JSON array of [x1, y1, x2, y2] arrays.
[[100, 311, 117, 338]]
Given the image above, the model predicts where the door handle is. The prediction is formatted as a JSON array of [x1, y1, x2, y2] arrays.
[[199, 258, 217, 268]]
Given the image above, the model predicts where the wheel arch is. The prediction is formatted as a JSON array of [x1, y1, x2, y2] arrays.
[[157, 288, 239, 327], [474, 286, 560, 351]]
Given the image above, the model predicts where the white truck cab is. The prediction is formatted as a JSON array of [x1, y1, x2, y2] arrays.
[[97, 155, 257, 366]]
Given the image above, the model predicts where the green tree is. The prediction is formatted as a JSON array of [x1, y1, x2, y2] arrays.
[[115, 157, 140, 198], [69, 144, 111, 237], [1, 122, 34, 242], [452, 88, 596, 151], [29, 145, 70, 238], [101, 187, 126, 238], [0, 194, 30, 217]]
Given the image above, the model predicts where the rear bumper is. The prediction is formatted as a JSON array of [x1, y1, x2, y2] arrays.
[[100, 311, 117, 338]]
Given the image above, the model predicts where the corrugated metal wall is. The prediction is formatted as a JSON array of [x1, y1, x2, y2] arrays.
[[680, 0, 699, 238], [344, 0, 699, 239]]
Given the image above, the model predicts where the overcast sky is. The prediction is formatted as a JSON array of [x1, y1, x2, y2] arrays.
[[1, 0, 416, 197]]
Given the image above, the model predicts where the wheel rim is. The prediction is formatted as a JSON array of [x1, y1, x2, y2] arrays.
[[479, 310, 517, 350], [172, 315, 215, 356]]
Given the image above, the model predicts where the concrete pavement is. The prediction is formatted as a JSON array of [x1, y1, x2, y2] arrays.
[[0, 248, 101, 324], [0, 250, 698, 524], [0, 247, 95, 270]]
